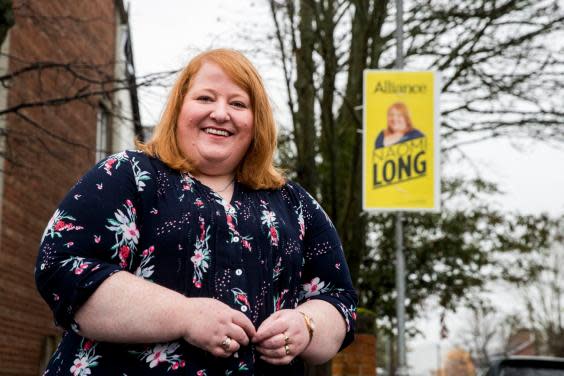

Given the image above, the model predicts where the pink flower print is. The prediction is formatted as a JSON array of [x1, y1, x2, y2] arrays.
[[107, 203, 139, 256], [70, 357, 89, 376], [136, 342, 181, 370], [263, 211, 275, 223], [272, 257, 284, 281], [197, 370, 207, 376], [126, 199, 133, 207], [53, 293, 60, 301], [142, 245, 155, 257], [96, 183, 103, 190], [270, 227, 279, 246], [147, 346, 167, 368], [180, 360, 186, 368], [199, 221, 205, 241], [83, 340, 93, 351], [191, 250, 204, 267], [275, 289, 288, 311], [195, 198, 204, 207], [119, 245, 130, 267], [42, 209, 80, 242], [226, 215, 235, 231], [150, 208, 158, 215], [74, 263, 89, 275], [103, 158, 117, 175], [94, 235, 101, 244], [232, 288, 250, 311], [54, 220, 66, 232], [303, 277, 325, 298], [238, 361, 249, 371], [192, 216, 210, 289], [122, 222, 139, 243], [237, 294, 249, 306]]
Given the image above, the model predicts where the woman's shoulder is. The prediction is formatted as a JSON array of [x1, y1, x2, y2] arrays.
[[275, 180, 318, 208], [91, 150, 176, 192], [404, 128, 424, 139], [374, 130, 385, 148], [98, 150, 171, 173]]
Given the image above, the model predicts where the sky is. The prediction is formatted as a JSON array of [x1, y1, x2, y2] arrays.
[[128, 1, 564, 374]]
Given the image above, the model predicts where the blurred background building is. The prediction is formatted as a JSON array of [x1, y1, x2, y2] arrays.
[[0, 0, 141, 373]]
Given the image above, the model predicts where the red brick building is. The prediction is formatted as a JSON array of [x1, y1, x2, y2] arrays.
[[0, 1, 141, 374]]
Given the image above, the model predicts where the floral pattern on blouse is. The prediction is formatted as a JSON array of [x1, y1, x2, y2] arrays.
[[36, 150, 357, 376]]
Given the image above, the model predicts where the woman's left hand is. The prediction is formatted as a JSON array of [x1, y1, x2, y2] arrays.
[[252, 309, 310, 365]]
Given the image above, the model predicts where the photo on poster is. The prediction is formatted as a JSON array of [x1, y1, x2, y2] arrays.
[[363, 71, 440, 211]]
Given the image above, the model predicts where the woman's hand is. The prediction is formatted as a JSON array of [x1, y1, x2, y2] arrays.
[[182, 298, 256, 358], [252, 309, 310, 365]]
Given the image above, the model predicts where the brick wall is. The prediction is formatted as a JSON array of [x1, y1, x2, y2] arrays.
[[0, 1, 118, 374], [332, 334, 377, 376]]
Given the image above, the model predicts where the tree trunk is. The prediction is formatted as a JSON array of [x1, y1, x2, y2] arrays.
[[0, 0, 13, 46]]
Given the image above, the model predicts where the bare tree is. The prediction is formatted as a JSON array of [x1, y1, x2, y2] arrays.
[[267, 4, 563, 374], [0, 0, 13, 45], [0, 1, 180, 166], [268, 0, 563, 305], [522, 223, 564, 356]]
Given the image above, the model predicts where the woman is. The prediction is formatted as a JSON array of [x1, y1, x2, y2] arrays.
[[36, 49, 357, 375], [374, 102, 424, 148]]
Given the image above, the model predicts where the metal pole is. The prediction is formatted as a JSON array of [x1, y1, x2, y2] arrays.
[[395, 213, 407, 375], [395, 0, 407, 375], [396, 0, 404, 69], [437, 341, 442, 376]]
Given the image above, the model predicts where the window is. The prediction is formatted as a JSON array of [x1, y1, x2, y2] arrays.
[[96, 105, 110, 161]]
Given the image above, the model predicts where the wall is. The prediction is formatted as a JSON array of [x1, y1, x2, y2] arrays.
[[332, 334, 377, 376], [0, 1, 118, 374]]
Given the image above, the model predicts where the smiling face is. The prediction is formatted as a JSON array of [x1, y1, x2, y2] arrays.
[[387, 107, 408, 134], [176, 62, 254, 176]]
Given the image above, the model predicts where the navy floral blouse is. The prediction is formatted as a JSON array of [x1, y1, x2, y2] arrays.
[[36, 150, 357, 376]]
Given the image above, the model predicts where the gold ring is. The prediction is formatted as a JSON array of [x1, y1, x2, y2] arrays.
[[221, 336, 232, 351], [283, 333, 290, 345], [284, 344, 291, 356]]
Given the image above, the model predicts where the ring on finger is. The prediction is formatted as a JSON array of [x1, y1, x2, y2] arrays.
[[221, 336, 232, 351], [283, 333, 290, 345], [284, 344, 291, 356]]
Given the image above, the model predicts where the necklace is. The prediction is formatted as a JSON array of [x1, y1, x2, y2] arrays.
[[215, 178, 235, 193]]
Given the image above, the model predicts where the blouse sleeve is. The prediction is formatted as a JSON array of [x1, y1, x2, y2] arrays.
[[35, 150, 151, 332], [289, 182, 358, 351]]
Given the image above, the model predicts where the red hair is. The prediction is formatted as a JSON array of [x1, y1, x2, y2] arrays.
[[385, 102, 414, 136], [139, 49, 285, 189]]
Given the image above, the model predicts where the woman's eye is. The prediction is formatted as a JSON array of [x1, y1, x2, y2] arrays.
[[197, 96, 213, 102], [231, 101, 248, 109]]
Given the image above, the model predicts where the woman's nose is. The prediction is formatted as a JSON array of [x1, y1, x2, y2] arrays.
[[210, 102, 230, 122]]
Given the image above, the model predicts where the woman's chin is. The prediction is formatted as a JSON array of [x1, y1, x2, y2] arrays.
[[193, 155, 239, 176]]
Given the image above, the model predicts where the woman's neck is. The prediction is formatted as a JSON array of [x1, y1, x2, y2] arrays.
[[194, 172, 236, 202]]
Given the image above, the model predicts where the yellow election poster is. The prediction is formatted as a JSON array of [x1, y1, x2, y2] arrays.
[[363, 70, 440, 211]]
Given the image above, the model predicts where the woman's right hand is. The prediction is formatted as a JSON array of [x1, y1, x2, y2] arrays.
[[182, 297, 256, 357]]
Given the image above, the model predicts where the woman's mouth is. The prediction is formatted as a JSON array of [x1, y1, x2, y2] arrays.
[[204, 128, 231, 137]]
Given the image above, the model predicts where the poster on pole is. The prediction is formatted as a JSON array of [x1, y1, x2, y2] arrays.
[[362, 70, 440, 211]]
